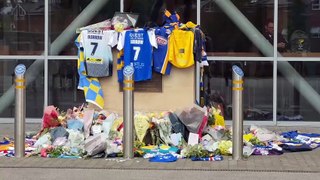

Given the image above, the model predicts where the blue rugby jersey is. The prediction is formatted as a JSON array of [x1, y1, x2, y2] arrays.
[[153, 27, 172, 75], [117, 29, 157, 82]]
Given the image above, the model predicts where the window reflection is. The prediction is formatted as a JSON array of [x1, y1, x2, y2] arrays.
[[0, 60, 43, 118], [124, 0, 196, 27], [0, 0, 44, 55], [277, 61, 320, 121], [48, 60, 84, 110], [49, 0, 119, 55], [201, 0, 274, 56], [263, 19, 289, 53], [203, 61, 273, 121], [280, 0, 320, 57]]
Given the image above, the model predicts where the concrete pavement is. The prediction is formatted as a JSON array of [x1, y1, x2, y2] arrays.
[[1, 149, 320, 172], [1, 168, 320, 180]]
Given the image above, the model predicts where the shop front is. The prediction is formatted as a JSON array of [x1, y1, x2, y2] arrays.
[[1, 0, 320, 126]]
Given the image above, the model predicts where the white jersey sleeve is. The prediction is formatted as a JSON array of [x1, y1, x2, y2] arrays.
[[147, 29, 158, 49], [117, 31, 127, 50], [107, 30, 119, 47], [79, 32, 84, 48]]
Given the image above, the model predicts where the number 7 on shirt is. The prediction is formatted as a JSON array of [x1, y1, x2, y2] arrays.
[[133, 46, 141, 61]]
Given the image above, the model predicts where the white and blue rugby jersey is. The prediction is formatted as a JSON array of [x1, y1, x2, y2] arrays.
[[117, 29, 157, 82], [80, 29, 118, 77]]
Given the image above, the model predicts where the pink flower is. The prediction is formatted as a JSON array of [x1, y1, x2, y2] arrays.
[[40, 148, 47, 157]]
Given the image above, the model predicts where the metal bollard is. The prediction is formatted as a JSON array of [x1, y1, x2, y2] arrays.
[[14, 64, 27, 158], [123, 65, 134, 159], [232, 65, 244, 160]]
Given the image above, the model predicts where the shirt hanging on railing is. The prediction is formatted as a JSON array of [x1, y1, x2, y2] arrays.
[[153, 27, 172, 75], [117, 29, 157, 82], [80, 29, 118, 77], [75, 34, 104, 109], [167, 29, 195, 68]]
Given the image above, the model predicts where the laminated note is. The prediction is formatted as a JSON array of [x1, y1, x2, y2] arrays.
[[188, 132, 199, 146]]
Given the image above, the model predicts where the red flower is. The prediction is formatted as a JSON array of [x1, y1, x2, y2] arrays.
[[42, 106, 60, 128]]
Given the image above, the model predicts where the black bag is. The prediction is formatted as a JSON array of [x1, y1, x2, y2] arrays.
[[168, 112, 189, 141]]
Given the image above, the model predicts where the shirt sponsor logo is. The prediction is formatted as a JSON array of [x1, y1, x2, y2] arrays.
[[156, 36, 167, 45], [129, 32, 144, 39], [86, 57, 103, 64]]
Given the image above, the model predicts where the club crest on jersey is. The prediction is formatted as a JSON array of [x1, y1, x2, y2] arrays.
[[156, 36, 167, 45]]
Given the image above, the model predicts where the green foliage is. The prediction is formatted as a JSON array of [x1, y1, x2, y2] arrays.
[[207, 114, 215, 126], [213, 148, 221, 155], [221, 129, 232, 140], [184, 144, 210, 158], [178, 137, 187, 148], [48, 146, 64, 158], [109, 130, 121, 139], [249, 136, 265, 146], [134, 140, 145, 149]]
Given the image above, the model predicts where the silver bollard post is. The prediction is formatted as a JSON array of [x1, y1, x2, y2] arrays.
[[14, 64, 27, 158], [123, 65, 134, 159], [232, 65, 244, 160]]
